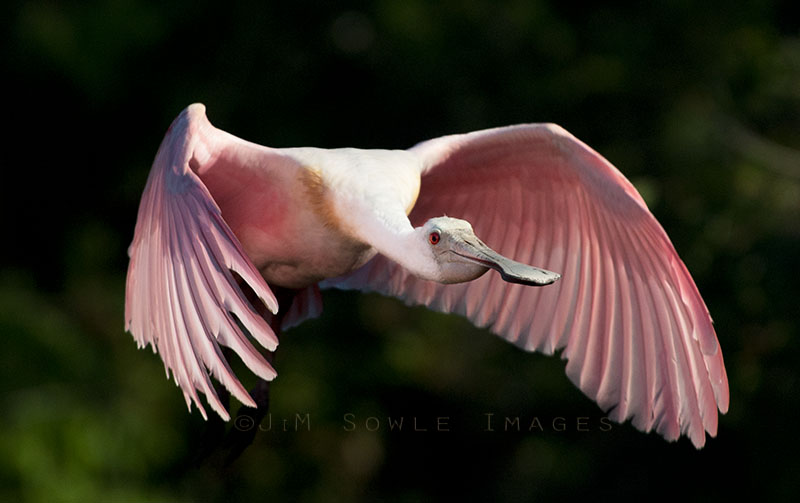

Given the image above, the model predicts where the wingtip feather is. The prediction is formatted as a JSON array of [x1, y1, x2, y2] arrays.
[[125, 104, 281, 420]]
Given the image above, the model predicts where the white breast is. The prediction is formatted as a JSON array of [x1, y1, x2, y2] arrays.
[[261, 147, 421, 288], [281, 147, 422, 236]]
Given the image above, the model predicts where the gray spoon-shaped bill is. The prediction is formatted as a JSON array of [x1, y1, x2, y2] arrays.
[[452, 238, 562, 286]]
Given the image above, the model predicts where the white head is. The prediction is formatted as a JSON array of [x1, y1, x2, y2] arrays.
[[413, 216, 561, 286]]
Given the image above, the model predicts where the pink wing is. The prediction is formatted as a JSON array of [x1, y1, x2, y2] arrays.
[[329, 124, 729, 447], [125, 104, 283, 420]]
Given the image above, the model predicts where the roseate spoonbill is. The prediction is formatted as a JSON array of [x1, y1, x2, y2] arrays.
[[125, 104, 728, 448]]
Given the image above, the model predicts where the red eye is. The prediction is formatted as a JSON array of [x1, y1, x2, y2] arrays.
[[429, 231, 440, 245]]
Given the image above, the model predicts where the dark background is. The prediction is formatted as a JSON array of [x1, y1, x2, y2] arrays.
[[2, 1, 799, 501]]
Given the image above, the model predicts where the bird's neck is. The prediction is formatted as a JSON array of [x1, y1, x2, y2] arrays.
[[386, 229, 440, 281], [352, 212, 440, 282]]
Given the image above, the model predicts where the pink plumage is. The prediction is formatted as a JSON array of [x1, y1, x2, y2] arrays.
[[126, 104, 728, 447], [333, 125, 728, 446]]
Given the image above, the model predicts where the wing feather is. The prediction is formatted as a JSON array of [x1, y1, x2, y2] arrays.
[[125, 105, 281, 419], [326, 124, 728, 447], [469, 185, 503, 326]]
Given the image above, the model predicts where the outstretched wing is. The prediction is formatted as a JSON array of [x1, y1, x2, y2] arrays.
[[125, 104, 281, 420], [328, 124, 729, 448]]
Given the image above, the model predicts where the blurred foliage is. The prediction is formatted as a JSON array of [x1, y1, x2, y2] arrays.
[[2, 0, 799, 501]]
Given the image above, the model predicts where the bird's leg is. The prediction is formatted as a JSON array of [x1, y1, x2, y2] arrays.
[[220, 287, 294, 464], [192, 284, 297, 467], [190, 375, 231, 465]]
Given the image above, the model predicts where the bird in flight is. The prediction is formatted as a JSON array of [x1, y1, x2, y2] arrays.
[[125, 104, 728, 447]]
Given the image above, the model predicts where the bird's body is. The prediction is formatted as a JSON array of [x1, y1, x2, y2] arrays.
[[126, 104, 728, 448], [197, 139, 422, 288]]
